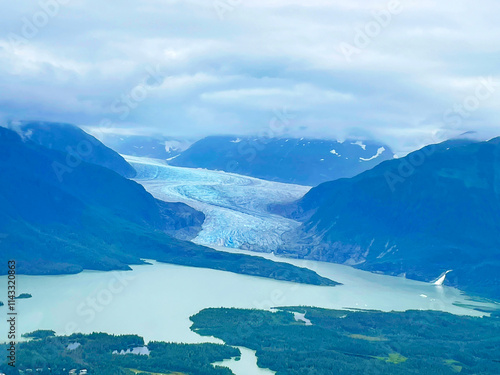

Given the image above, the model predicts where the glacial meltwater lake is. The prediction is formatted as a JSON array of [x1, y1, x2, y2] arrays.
[[1, 253, 496, 343], [1, 251, 498, 374]]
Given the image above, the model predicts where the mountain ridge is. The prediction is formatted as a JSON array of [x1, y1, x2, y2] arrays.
[[9, 121, 137, 179], [169, 135, 395, 186], [0, 126, 338, 286], [273, 137, 500, 299]]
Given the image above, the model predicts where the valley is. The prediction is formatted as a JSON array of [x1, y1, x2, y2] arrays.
[[126, 156, 310, 252], [3, 0, 498, 372], [2, 154, 499, 375]]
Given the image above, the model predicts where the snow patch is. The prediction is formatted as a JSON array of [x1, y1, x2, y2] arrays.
[[360, 147, 386, 162], [166, 154, 180, 161], [377, 244, 396, 259], [433, 270, 452, 286], [351, 140, 366, 150], [164, 140, 186, 152]]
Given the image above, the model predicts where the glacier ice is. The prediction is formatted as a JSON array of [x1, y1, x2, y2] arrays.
[[125, 156, 310, 252]]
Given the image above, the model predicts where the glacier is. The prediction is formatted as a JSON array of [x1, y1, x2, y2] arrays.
[[125, 156, 310, 252]]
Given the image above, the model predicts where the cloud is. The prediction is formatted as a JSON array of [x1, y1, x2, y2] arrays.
[[200, 84, 353, 110], [1, 0, 500, 153]]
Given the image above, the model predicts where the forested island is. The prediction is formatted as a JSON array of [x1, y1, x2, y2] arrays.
[[190, 307, 500, 374], [15, 293, 32, 299]]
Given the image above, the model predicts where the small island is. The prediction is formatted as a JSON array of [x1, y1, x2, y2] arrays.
[[15, 293, 32, 299], [0, 301, 3, 307]]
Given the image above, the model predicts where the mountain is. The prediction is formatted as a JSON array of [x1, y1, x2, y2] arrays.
[[10, 121, 137, 178], [0, 126, 203, 271], [92, 132, 192, 160], [0, 126, 337, 286], [7, 121, 203, 240], [273, 138, 500, 299], [169, 136, 395, 186]]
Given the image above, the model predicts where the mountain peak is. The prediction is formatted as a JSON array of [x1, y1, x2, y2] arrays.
[[8, 121, 137, 179]]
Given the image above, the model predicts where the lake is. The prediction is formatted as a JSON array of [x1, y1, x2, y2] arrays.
[[1, 254, 495, 344], [1, 249, 498, 374]]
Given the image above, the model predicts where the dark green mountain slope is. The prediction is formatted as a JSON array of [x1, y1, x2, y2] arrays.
[[0, 127, 337, 286], [274, 138, 500, 299], [10, 121, 137, 178]]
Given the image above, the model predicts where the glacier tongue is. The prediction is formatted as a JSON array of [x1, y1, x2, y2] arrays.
[[125, 156, 310, 252]]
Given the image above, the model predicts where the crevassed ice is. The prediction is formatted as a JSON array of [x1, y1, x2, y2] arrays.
[[126, 156, 310, 251]]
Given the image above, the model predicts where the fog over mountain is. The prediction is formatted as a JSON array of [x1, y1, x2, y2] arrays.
[[2, 1, 500, 154]]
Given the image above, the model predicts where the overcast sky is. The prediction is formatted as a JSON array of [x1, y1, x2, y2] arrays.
[[1, 0, 500, 154]]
